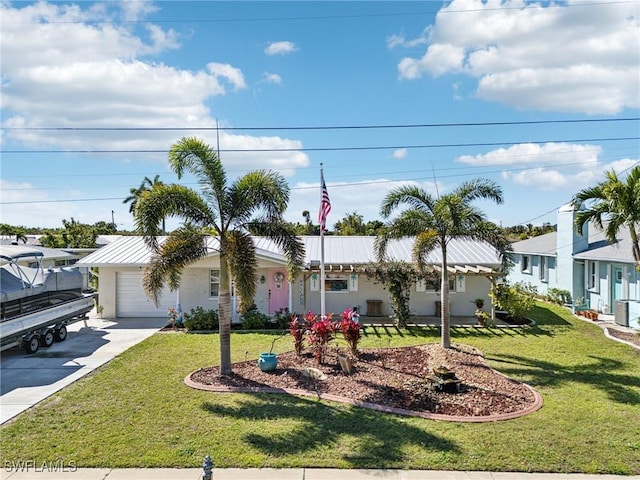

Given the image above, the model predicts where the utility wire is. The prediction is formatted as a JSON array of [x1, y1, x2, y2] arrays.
[[3, 117, 637, 132], [11, 1, 635, 25], [1, 136, 637, 155]]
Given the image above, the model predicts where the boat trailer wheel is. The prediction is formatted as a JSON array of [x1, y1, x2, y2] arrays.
[[40, 330, 55, 348], [25, 335, 40, 354], [55, 325, 68, 342]]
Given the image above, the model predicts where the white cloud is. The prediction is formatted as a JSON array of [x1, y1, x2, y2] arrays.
[[397, 0, 640, 114], [458, 143, 601, 167], [386, 28, 430, 49], [207, 62, 247, 91], [265, 41, 297, 56], [262, 72, 283, 85], [462, 142, 607, 191], [0, 1, 308, 172], [287, 179, 441, 225], [0, 179, 95, 229], [392, 148, 407, 159]]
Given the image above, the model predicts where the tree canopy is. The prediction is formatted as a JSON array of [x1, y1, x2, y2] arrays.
[[376, 179, 512, 348], [134, 137, 305, 375]]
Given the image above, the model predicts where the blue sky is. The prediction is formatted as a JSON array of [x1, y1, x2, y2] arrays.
[[1, 0, 639, 232]]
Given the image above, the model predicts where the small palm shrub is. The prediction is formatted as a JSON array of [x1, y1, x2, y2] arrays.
[[184, 307, 219, 331]]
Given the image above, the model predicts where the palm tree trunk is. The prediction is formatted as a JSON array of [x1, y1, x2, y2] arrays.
[[628, 223, 640, 264], [440, 242, 451, 349], [218, 252, 232, 375]]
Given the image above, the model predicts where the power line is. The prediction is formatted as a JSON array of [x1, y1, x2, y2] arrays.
[[4, 159, 638, 205], [1, 136, 637, 155], [11, 1, 635, 25], [3, 117, 637, 132]]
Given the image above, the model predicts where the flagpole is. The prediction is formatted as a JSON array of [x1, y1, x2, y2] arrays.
[[320, 164, 326, 317]]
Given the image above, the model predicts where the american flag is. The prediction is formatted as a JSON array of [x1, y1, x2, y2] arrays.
[[318, 172, 331, 232]]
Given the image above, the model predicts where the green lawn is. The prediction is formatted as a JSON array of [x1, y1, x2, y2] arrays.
[[2, 302, 639, 474]]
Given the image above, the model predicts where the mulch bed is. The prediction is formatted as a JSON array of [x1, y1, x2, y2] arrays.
[[188, 343, 542, 421], [606, 328, 640, 348]]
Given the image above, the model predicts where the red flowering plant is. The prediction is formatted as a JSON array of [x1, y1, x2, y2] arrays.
[[309, 313, 336, 364], [338, 309, 361, 356], [288, 313, 308, 356]]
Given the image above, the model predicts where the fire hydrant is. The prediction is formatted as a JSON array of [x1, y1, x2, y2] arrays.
[[202, 455, 213, 480]]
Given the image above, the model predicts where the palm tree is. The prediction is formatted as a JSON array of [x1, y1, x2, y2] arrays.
[[572, 166, 640, 269], [375, 179, 512, 348], [124, 175, 166, 234], [135, 137, 305, 375]]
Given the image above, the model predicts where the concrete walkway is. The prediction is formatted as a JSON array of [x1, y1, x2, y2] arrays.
[[0, 313, 166, 425], [0, 467, 637, 479]]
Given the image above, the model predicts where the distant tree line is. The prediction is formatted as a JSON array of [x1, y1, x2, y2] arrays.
[[0, 213, 555, 247]]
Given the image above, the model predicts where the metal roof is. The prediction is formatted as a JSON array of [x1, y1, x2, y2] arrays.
[[78, 235, 504, 272], [511, 227, 635, 264], [511, 232, 557, 256]]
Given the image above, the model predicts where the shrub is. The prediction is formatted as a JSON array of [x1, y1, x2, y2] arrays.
[[273, 308, 291, 329], [546, 288, 571, 305], [491, 282, 536, 323], [338, 309, 361, 356], [240, 308, 270, 330], [184, 307, 219, 331], [309, 313, 335, 364], [288, 313, 307, 356]]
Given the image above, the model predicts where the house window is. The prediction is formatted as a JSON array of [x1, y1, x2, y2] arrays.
[[417, 277, 456, 293], [587, 261, 598, 290], [521, 255, 531, 274], [539, 256, 548, 282], [209, 269, 220, 298], [325, 274, 348, 292], [55, 259, 77, 267]]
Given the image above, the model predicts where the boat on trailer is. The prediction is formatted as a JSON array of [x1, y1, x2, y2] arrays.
[[1, 245, 95, 354]]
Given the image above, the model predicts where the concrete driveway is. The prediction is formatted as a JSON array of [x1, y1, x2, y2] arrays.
[[0, 313, 165, 424]]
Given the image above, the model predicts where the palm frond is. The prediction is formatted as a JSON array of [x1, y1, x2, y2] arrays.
[[454, 178, 504, 204], [135, 184, 216, 251], [249, 219, 306, 276], [380, 185, 435, 218], [413, 230, 440, 272], [225, 231, 258, 313], [142, 227, 208, 305]]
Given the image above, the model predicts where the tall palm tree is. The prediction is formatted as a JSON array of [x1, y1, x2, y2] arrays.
[[135, 137, 304, 375], [124, 175, 166, 233], [572, 166, 640, 269], [375, 179, 512, 348]]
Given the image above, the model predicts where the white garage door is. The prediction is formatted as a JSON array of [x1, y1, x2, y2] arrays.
[[116, 272, 177, 317]]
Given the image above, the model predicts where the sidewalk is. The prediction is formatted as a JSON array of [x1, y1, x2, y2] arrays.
[[1, 468, 638, 479]]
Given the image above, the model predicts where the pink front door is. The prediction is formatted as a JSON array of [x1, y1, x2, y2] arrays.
[[268, 269, 289, 314]]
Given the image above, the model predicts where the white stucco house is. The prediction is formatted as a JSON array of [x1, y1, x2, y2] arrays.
[[77, 235, 507, 321], [508, 204, 639, 327]]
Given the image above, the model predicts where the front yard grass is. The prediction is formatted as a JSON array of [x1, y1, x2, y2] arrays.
[[1, 302, 639, 473]]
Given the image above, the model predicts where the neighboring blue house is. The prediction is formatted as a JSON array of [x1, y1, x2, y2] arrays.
[[508, 204, 639, 326]]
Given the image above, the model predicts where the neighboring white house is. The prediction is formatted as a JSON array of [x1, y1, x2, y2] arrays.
[[508, 204, 639, 324], [77, 235, 506, 320]]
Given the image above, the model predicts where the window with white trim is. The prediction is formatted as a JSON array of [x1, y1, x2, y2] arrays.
[[325, 274, 349, 293], [416, 277, 456, 293], [521, 255, 531, 274], [209, 269, 220, 298], [587, 261, 598, 290], [539, 256, 548, 282]]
